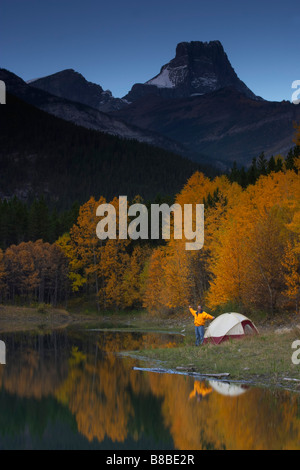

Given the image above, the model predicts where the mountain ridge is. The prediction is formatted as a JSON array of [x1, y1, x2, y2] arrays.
[[4, 40, 300, 167], [28, 68, 128, 112], [0, 68, 187, 156]]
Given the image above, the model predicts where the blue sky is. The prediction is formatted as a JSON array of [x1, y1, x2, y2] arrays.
[[1, 0, 299, 101]]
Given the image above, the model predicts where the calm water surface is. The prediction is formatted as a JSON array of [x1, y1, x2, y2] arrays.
[[0, 327, 299, 450]]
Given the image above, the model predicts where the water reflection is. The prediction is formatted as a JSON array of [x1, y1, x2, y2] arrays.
[[0, 329, 299, 450], [208, 381, 249, 397]]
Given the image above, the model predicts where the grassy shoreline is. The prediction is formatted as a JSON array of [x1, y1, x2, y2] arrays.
[[130, 329, 300, 391], [123, 313, 300, 392], [110, 309, 300, 393], [1, 304, 300, 392]]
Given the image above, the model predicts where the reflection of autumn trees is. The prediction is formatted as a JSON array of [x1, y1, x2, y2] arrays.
[[56, 351, 135, 443], [0, 332, 69, 398], [147, 373, 300, 450], [1, 331, 300, 449], [52, 335, 300, 449], [54, 332, 179, 443]]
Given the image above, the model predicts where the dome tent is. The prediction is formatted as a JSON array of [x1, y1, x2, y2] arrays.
[[204, 312, 258, 345]]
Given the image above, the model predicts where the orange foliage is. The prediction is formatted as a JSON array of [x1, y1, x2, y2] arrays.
[[61, 196, 144, 309], [282, 241, 300, 312], [3, 240, 68, 304], [122, 244, 152, 308], [143, 164, 300, 316], [207, 171, 300, 313]]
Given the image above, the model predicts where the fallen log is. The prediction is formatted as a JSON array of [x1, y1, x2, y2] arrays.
[[175, 367, 230, 377], [198, 373, 230, 378], [133, 366, 230, 379]]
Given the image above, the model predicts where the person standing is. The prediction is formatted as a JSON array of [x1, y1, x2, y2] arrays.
[[189, 305, 215, 346]]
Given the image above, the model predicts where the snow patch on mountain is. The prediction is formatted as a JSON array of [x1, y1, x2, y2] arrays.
[[146, 68, 174, 88], [146, 65, 188, 89]]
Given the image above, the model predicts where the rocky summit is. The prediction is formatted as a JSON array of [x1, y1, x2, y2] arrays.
[[123, 41, 258, 102]]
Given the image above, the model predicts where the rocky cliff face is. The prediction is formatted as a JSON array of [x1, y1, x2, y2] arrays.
[[124, 41, 258, 102]]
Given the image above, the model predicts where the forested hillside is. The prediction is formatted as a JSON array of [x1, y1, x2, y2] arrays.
[[0, 128, 298, 313], [1, 91, 299, 316], [0, 94, 204, 209]]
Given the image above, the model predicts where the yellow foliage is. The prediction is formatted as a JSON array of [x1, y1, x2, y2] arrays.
[[143, 165, 300, 316], [207, 171, 300, 312]]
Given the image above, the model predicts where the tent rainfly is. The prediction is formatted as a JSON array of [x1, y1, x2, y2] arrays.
[[204, 312, 258, 345]]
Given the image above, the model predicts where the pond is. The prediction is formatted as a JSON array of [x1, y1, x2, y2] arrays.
[[0, 327, 299, 450]]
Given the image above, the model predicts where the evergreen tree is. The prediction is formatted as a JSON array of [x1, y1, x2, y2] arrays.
[[239, 166, 248, 188], [275, 158, 283, 172], [229, 161, 239, 183], [257, 152, 268, 175], [28, 197, 50, 241], [268, 155, 276, 173], [247, 157, 258, 185]]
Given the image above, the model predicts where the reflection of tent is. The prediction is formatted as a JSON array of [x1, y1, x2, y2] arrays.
[[208, 380, 248, 397], [204, 312, 258, 345]]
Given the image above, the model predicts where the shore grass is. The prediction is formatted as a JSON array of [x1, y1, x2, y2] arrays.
[[130, 327, 300, 391]]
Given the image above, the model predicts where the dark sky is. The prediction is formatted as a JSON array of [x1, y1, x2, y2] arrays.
[[1, 0, 299, 101]]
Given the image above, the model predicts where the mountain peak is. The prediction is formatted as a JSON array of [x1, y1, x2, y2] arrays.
[[29, 69, 126, 112], [124, 40, 257, 101], [175, 40, 224, 58]]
